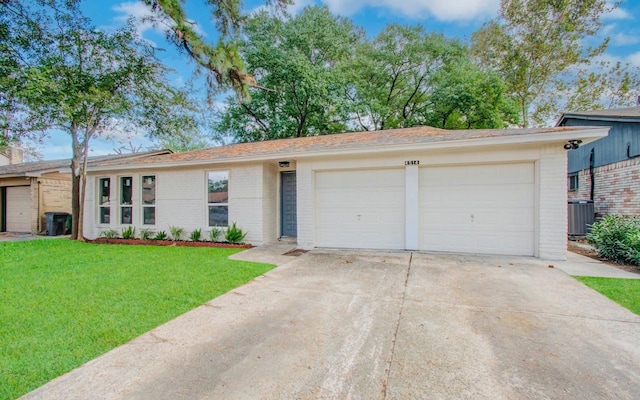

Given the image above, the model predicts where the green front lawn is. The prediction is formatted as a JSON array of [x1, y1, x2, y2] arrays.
[[575, 277, 640, 315], [0, 240, 274, 400]]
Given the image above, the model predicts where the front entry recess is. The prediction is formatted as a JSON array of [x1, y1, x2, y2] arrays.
[[281, 171, 297, 237]]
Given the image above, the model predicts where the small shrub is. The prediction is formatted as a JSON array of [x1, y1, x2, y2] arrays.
[[153, 230, 168, 241], [121, 226, 136, 239], [189, 228, 202, 242], [224, 222, 248, 244], [139, 228, 153, 240], [588, 215, 640, 265], [209, 227, 222, 242], [168, 226, 185, 241], [100, 229, 119, 239]]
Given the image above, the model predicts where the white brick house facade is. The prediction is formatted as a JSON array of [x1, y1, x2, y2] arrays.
[[84, 126, 608, 260]]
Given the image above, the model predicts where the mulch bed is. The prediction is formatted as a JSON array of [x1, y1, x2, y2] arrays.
[[568, 241, 640, 275], [90, 238, 252, 249]]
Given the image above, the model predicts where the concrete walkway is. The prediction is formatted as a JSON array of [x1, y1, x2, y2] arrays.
[[556, 251, 640, 279], [21, 248, 640, 399]]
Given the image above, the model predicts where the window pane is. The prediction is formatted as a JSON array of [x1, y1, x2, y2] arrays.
[[100, 207, 110, 224], [99, 178, 110, 205], [143, 207, 155, 225], [142, 176, 156, 205], [208, 172, 228, 203], [121, 177, 132, 204], [121, 206, 132, 224], [208, 205, 228, 226]]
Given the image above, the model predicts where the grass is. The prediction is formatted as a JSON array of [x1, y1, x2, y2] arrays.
[[0, 239, 274, 400], [575, 277, 640, 315]]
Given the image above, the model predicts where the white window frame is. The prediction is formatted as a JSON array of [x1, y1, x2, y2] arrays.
[[568, 174, 579, 191], [97, 177, 111, 225], [141, 175, 156, 225], [207, 170, 229, 227], [120, 176, 133, 225]]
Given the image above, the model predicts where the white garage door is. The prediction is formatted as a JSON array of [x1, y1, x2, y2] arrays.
[[6, 186, 31, 233], [315, 169, 405, 249], [419, 163, 535, 256]]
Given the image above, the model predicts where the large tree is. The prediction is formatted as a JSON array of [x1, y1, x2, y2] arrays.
[[346, 25, 467, 130], [2, 1, 197, 239], [217, 6, 362, 141], [426, 60, 520, 129], [472, 0, 613, 127]]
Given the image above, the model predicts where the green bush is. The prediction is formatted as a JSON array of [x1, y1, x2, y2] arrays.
[[224, 222, 248, 244], [121, 226, 136, 239], [209, 227, 222, 242], [139, 228, 153, 240], [153, 231, 168, 241], [100, 229, 119, 239], [588, 215, 640, 265], [168, 226, 185, 241], [189, 228, 202, 242]]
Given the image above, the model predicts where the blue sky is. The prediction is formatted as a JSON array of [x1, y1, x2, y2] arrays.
[[38, 0, 640, 160]]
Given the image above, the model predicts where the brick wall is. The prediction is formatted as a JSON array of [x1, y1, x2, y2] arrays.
[[38, 177, 72, 233], [568, 157, 640, 216]]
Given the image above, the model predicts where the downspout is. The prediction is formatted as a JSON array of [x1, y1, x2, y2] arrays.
[[36, 179, 41, 233], [589, 149, 595, 202]]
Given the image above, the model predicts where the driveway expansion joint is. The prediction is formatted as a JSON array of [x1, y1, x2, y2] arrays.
[[382, 251, 413, 399]]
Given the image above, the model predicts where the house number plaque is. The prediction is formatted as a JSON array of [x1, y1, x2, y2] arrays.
[[405, 160, 419, 165]]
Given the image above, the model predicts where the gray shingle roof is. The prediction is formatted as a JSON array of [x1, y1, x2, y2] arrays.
[[557, 107, 640, 124], [91, 125, 606, 169]]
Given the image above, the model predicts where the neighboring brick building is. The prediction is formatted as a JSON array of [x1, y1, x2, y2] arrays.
[[0, 150, 171, 234], [557, 106, 640, 216]]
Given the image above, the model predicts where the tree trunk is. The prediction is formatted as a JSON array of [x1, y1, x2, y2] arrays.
[[70, 125, 81, 240], [77, 132, 92, 242], [70, 158, 80, 240]]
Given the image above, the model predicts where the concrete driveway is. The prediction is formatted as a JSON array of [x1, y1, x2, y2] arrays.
[[23, 250, 640, 399]]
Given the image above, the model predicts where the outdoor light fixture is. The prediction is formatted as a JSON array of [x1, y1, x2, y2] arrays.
[[279, 161, 290, 168], [563, 140, 582, 150]]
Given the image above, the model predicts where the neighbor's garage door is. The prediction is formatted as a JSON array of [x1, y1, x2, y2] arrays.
[[6, 186, 31, 233], [315, 169, 405, 249], [419, 163, 535, 256]]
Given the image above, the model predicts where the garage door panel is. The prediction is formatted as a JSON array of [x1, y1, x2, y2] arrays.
[[316, 169, 403, 188], [316, 188, 401, 204], [421, 164, 534, 185], [315, 169, 405, 250], [6, 186, 31, 233], [419, 163, 535, 256]]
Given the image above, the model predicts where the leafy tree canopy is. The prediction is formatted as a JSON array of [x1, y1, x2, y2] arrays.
[[471, 0, 637, 126], [218, 6, 362, 141]]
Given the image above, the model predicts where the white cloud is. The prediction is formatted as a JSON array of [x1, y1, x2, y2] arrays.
[[602, 2, 633, 21], [320, 0, 500, 21], [629, 52, 640, 68], [612, 32, 640, 46]]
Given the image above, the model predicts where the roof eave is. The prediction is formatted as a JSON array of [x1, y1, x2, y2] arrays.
[[85, 127, 609, 173], [558, 114, 640, 124]]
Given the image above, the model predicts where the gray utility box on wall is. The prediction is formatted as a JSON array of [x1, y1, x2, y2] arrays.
[[568, 200, 595, 236]]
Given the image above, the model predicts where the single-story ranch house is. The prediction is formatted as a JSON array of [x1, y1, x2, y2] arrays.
[[85, 125, 608, 260]]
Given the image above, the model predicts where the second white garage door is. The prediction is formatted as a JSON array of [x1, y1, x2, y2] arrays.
[[315, 169, 405, 249], [419, 163, 535, 256], [6, 186, 31, 233]]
